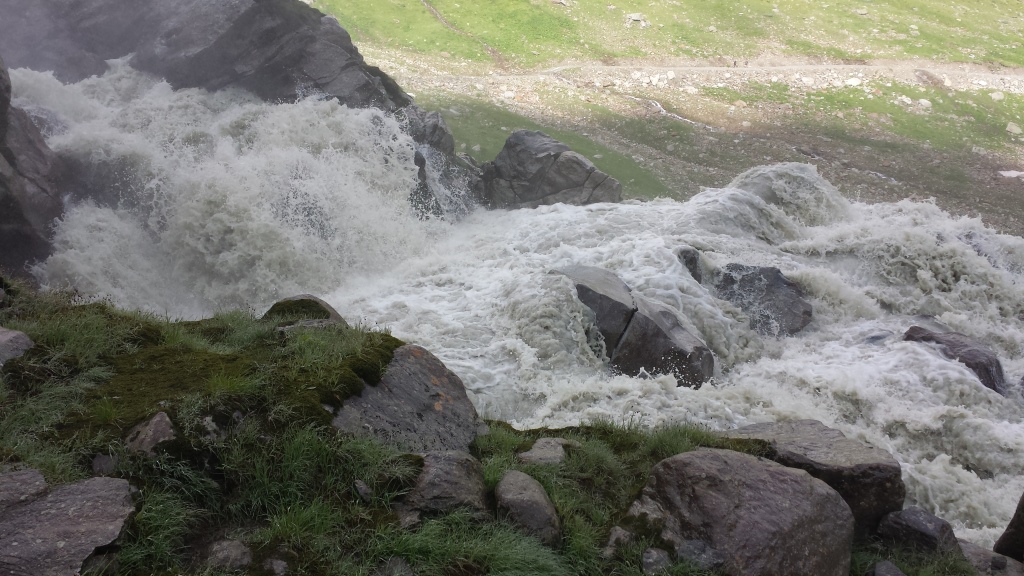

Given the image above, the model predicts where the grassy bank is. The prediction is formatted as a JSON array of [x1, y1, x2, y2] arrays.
[[0, 281, 975, 575]]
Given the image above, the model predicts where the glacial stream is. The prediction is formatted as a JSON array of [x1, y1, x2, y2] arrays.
[[11, 62, 1024, 547]]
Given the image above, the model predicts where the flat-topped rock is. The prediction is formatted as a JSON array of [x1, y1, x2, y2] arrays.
[[724, 419, 904, 534]]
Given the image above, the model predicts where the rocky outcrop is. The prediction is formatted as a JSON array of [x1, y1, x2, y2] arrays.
[[332, 345, 488, 452], [556, 265, 714, 387], [0, 326, 33, 364], [478, 130, 621, 209], [878, 507, 959, 554], [0, 472, 135, 576], [714, 263, 813, 336], [995, 490, 1024, 562], [903, 326, 1007, 395], [623, 448, 854, 576], [723, 419, 905, 535], [0, 55, 62, 277], [398, 451, 489, 527], [495, 470, 561, 547]]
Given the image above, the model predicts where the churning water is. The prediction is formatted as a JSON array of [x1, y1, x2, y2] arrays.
[[12, 62, 1024, 546]]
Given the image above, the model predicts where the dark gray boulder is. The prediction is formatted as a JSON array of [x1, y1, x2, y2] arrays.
[[723, 419, 905, 535], [903, 326, 1007, 395], [0, 326, 33, 364], [877, 507, 959, 554], [332, 345, 488, 452], [961, 538, 1024, 575], [714, 263, 812, 336], [479, 130, 621, 209], [611, 295, 714, 387], [0, 475, 135, 576], [495, 470, 561, 547], [676, 247, 703, 284], [995, 490, 1024, 562], [398, 451, 489, 527], [556, 265, 636, 352], [623, 448, 854, 576]]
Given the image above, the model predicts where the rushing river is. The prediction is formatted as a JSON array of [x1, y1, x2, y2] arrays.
[[11, 61, 1024, 547]]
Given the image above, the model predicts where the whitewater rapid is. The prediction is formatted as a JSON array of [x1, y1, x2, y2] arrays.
[[12, 63, 1024, 546]]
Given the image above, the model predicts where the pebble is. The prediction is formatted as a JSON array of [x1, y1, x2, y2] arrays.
[[991, 91, 1005, 102], [845, 78, 862, 87], [1008, 122, 1023, 135]]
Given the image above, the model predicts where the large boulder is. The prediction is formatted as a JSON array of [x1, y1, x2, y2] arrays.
[[332, 345, 488, 452], [0, 473, 135, 576], [556, 265, 636, 352], [723, 419, 905, 535], [995, 490, 1024, 562], [623, 448, 854, 576], [495, 470, 561, 547], [479, 130, 621, 209], [714, 263, 813, 336], [612, 295, 714, 387], [903, 326, 1007, 395]]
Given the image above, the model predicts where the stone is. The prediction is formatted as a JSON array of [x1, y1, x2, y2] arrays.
[[676, 247, 703, 283], [723, 419, 905, 535], [332, 345, 488, 452], [517, 437, 579, 465], [399, 451, 489, 526], [623, 448, 854, 576], [991, 92, 1006, 102], [0, 326, 33, 364], [642, 548, 672, 574], [403, 107, 455, 157], [124, 411, 177, 456], [903, 326, 1007, 395], [495, 470, 561, 547], [995, 490, 1024, 561], [866, 560, 907, 576], [372, 557, 415, 576], [961, 539, 1024, 575], [1008, 123, 1023, 135], [877, 507, 959, 554], [674, 539, 726, 571], [611, 294, 714, 387], [0, 476, 135, 576], [354, 479, 374, 503], [205, 539, 252, 571], [601, 526, 634, 559], [478, 130, 621, 209], [262, 294, 347, 325], [556, 265, 636, 352], [263, 557, 291, 576], [91, 454, 119, 477], [0, 469, 47, 514], [714, 264, 813, 336]]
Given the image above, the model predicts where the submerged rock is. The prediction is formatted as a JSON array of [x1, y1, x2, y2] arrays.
[[479, 130, 621, 209], [903, 326, 1007, 395], [612, 295, 714, 387], [714, 263, 812, 336], [723, 419, 905, 535], [624, 448, 853, 576], [332, 345, 488, 452]]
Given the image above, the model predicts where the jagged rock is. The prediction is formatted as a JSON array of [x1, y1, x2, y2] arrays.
[[398, 451, 489, 527], [903, 326, 1007, 395], [676, 247, 703, 283], [878, 507, 959, 554], [262, 294, 347, 325], [479, 130, 621, 209], [961, 538, 1024, 575], [0, 475, 135, 576], [124, 412, 177, 456], [495, 470, 561, 547], [0, 469, 47, 513], [404, 107, 455, 157], [995, 490, 1024, 562], [0, 326, 33, 364], [866, 560, 907, 576], [611, 294, 714, 387], [204, 539, 252, 571], [723, 419, 905, 535], [623, 448, 854, 576], [517, 437, 579, 465], [332, 345, 488, 452], [714, 264, 813, 336], [556, 265, 636, 352], [642, 548, 672, 574]]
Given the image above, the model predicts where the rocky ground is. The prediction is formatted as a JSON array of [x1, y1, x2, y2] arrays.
[[365, 47, 1024, 234]]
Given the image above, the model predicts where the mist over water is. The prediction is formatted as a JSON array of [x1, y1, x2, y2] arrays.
[[13, 63, 1024, 546]]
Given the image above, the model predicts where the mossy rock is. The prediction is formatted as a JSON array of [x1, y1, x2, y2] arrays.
[[261, 294, 348, 326]]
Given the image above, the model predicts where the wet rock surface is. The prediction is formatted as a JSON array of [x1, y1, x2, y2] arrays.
[[624, 448, 854, 576], [996, 490, 1024, 562], [723, 419, 905, 534], [612, 294, 714, 387], [556, 264, 636, 352], [332, 345, 487, 452], [714, 263, 813, 336], [903, 326, 1007, 395]]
